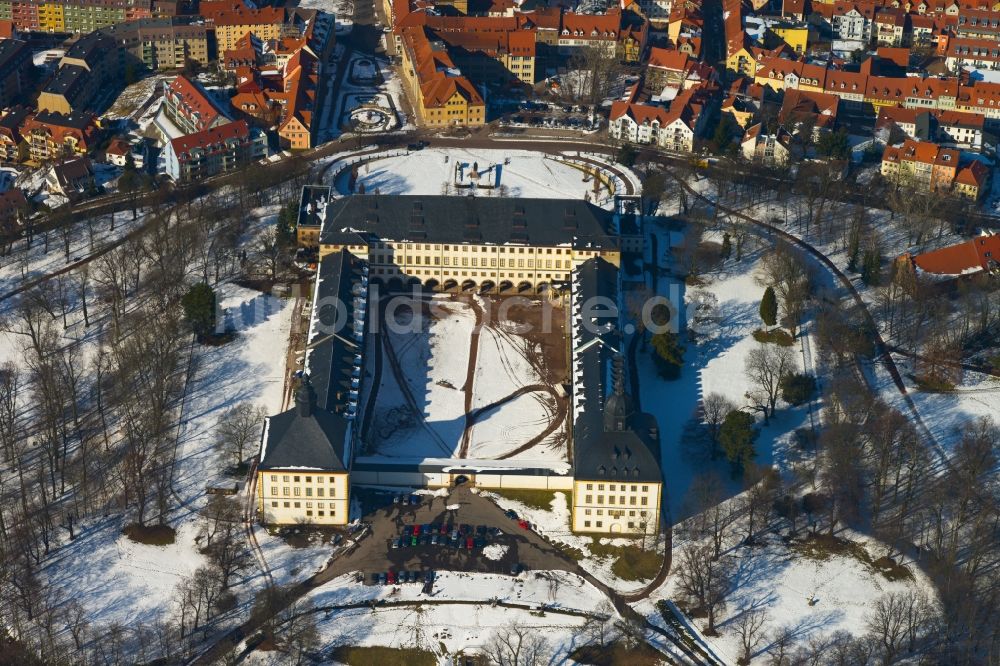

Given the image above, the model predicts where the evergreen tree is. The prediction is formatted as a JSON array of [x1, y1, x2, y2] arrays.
[[861, 246, 882, 286], [780, 372, 817, 406], [719, 410, 756, 470], [182, 283, 217, 341], [651, 330, 685, 379], [759, 286, 778, 329]]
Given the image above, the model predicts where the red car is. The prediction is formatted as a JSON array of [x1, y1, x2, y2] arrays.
[[465, 537, 474, 550], [518, 520, 530, 530], [413, 524, 422, 536], [387, 570, 397, 584]]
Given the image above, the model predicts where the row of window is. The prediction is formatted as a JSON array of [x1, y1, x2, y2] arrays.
[[583, 495, 649, 506], [270, 501, 336, 517], [582, 520, 644, 529], [386, 257, 568, 269], [584, 483, 650, 492], [271, 486, 336, 497], [584, 509, 649, 517], [374, 243, 572, 254], [269, 474, 333, 483]]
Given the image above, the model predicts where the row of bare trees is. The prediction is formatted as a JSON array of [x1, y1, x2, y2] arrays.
[[0, 161, 307, 661]]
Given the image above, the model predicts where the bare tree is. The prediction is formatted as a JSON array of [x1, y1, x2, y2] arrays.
[[733, 607, 769, 664], [674, 543, 730, 635], [744, 344, 797, 419], [702, 393, 736, 458], [217, 403, 266, 468], [483, 622, 551, 666]]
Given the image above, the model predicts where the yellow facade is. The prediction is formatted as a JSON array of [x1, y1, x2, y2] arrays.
[[38, 2, 65, 32], [770, 25, 808, 54], [215, 22, 282, 54], [571, 479, 662, 535], [314, 239, 619, 293], [726, 47, 756, 77], [258, 470, 350, 526]]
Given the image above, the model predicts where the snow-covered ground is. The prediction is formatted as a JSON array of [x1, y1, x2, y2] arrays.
[[243, 569, 609, 664], [369, 296, 564, 462], [638, 529, 938, 665], [342, 148, 612, 206], [39, 282, 296, 628], [297, 0, 354, 33]]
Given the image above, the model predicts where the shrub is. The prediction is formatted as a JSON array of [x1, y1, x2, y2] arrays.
[[752, 328, 795, 346], [651, 330, 685, 379], [780, 372, 817, 406]]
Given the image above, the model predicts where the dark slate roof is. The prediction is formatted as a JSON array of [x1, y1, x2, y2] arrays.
[[298, 184, 333, 229], [570, 257, 661, 483], [307, 248, 368, 413], [258, 249, 368, 472], [259, 407, 348, 471], [316, 195, 619, 250], [43, 64, 88, 96]]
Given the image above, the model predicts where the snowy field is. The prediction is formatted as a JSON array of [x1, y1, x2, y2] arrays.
[[638, 528, 938, 665], [243, 569, 608, 663], [340, 148, 611, 205], [369, 296, 564, 462], [105, 76, 164, 122]]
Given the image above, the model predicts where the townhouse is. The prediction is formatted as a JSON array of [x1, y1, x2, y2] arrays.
[[21, 110, 100, 162], [163, 119, 267, 182], [0, 105, 29, 161], [162, 75, 231, 135], [876, 105, 988, 149], [202, 2, 285, 54], [609, 83, 714, 153], [0, 0, 166, 34], [399, 26, 486, 127], [741, 123, 796, 164], [644, 46, 716, 97], [102, 17, 211, 70], [881, 138, 960, 191]]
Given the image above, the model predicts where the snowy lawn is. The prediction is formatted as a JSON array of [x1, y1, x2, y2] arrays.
[[340, 148, 613, 206], [242, 569, 612, 663], [637, 529, 939, 665], [369, 295, 565, 462]]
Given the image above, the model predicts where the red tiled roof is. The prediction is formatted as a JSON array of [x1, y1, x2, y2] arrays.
[[170, 119, 251, 156], [912, 234, 1000, 274], [167, 75, 228, 130]]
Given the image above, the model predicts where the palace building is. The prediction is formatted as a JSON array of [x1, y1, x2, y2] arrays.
[[258, 192, 663, 536]]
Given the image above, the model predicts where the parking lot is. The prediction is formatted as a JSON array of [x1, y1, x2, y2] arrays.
[[314, 485, 579, 590]]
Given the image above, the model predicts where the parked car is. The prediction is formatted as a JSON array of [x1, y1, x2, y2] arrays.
[[504, 509, 518, 520], [439, 524, 449, 535], [371, 572, 381, 584], [510, 563, 521, 575], [413, 524, 422, 536], [425, 570, 435, 584], [403, 525, 413, 536], [391, 538, 400, 549], [474, 537, 485, 549], [518, 520, 530, 530], [393, 494, 403, 505], [409, 494, 420, 505], [378, 572, 387, 585], [387, 570, 397, 585], [450, 529, 460, 541], [431, 534, 439, 545], [411, 535, 418, 546], [466, 537, 475, 550]]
